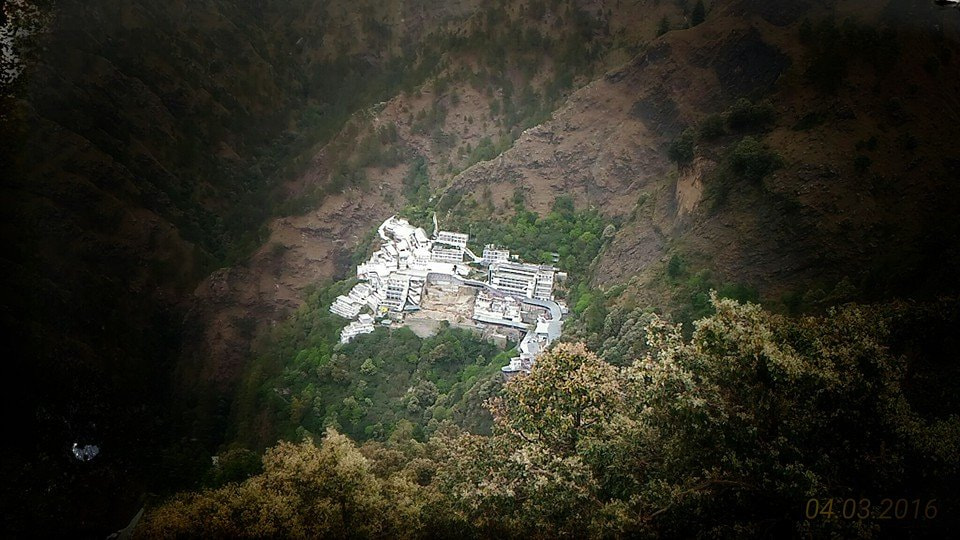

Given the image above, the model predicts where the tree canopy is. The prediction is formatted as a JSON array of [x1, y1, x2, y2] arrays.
[[139, 296, 960, 537]]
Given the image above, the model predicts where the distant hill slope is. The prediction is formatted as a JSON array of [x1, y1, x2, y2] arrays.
[[182, 0, 960, 456], [444, 0, 960, 316], [174, 0, 691, 450]]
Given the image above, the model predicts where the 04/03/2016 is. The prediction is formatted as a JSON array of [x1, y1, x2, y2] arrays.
[[805, 498, 938, 520]]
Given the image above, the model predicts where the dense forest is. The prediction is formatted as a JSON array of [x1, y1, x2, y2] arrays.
[[141, 297, 960, 537], [3, 0, 960, 536]]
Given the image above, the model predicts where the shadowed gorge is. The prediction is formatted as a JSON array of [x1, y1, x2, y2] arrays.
[[2, 0, 960, 536]]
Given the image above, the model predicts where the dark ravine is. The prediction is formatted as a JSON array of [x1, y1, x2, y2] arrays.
[[1, 0, 500, 534]]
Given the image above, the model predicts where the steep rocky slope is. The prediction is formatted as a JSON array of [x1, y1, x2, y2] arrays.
[[176, 0, 693, 445], [181, 0, 960, 452], [445, 0, 960, 310]]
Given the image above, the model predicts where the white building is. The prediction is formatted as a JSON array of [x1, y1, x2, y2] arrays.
[[340, 314, 375, 344], [436, 230, 469, 249], [533, 266, 556, 301], [431, 244, 464, 263], [383, 275, 410, 311], [330, 283, 373, 319], [482, 244, 510, 265], [336, 215, 564, 377], [488, 261, 557, 300], [473, 290, 525, 328], [489, 261, 537, 297]]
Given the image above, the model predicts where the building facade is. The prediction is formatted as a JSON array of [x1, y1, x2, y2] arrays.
[[489, 261, 556, 300]]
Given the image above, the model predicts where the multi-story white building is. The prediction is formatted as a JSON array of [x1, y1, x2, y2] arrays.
[[431, 244, 464, 263], [330, 283, 374, 318], [436, 230, 468, 249], [489, 261, 538, 298], [336, 215, 564, 374], [534, 265, 555, 301], [383, 275, 410, 311], [488, 261, 557, 300], [482, 244, 510, 265], [472, 290, 525, 328], [340, 314, 375, 344]]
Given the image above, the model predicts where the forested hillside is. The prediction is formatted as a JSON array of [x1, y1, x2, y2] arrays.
[[2, 0, 689, 534], [140, 297, 960, 537], [3, 0, 960, 536]]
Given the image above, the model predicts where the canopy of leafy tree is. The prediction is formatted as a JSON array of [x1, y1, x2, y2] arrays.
[[231, 280, 515, 449], [140, 295, 960, 537]]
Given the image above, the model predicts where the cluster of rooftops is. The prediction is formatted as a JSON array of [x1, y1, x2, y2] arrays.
[[330, 215, 566, 376]]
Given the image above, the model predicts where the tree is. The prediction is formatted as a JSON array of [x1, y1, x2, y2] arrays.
[[138, 430, 423, 537], [360, 357, 379, 376], [656, 16, 670, 37], [402, 155, 430, 205], [667, 128, 696, 167], [725, 98, 775, 132], [142, 299, 960, 538], [727, 136, 782, 182], [615, 295, 960, 536], [487, 343, 621, 454], [691, 0, 706, 26], [697, 113, 725, 140]]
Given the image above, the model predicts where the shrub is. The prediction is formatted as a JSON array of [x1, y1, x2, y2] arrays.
[[657, 16, 670, 37], [691, 0, 706, 26], [725, 98, 775, 132], [667, 254, 685, 279], [668, 128, 696, 166], [698, 114, 726, 140], [727, 136, 783, 183]]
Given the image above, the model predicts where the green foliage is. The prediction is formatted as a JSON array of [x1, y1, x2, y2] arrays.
[[354, 125, 403, 170], [146, 298, 960, 537], [691, 0, 706, 26], [725, 98, 775, 132], [492, 343, 621, 453], [204, 448, 263, 488], [139, 432, 423, 537], [465, 135, 512, 167], [697, 113, 726, 140], [411, 101, 448, 135], [667, 254, 685, 279], [657, 16, 671, 37], [727, 136, 783, 183], [662, 263, 760, 327], [234, 274, 507, 447], [445, 197, 609, 312], [403, 156, 431, 205], [667, 128, 696, 166]]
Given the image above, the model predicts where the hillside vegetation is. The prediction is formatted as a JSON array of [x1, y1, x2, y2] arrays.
[[140, 296, 960, 537], [5, 0, 960, 536], [228, 198, 609, 450]]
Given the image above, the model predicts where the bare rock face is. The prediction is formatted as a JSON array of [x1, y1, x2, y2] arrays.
[[180, 188, 398, 393], [675, 158, 710, 218]]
